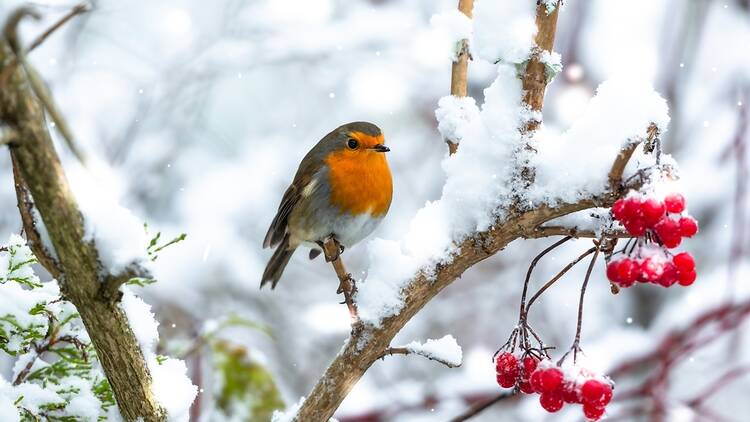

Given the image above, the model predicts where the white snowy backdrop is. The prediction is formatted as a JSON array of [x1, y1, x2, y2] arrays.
[[0, 0, 749, 421]]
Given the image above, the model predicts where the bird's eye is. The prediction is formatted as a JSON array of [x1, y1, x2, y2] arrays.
[[347, 138, 359, 149]]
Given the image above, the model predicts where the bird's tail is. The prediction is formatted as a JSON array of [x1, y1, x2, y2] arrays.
[[261, 234, 296, 289]]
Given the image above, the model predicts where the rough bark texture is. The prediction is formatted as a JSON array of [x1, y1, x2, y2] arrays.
[[0, 40, 166, 421], [521, 2, 560, 132]]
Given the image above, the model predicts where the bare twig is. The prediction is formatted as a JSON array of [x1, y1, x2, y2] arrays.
[[10, 151, 62, 278], [321, 237, 359, 324], [0, 4, 89, 86], [99, 265, 151, 302], [2, 5, 88, 165], [448, 391, 517, 422], [379, 346, 461, 368], [525, 246, 597, 311], [447, 0, 474, 155], [609, 123, 659, 191]]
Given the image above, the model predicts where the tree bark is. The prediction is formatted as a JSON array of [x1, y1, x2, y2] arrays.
[[0, 38, 166, 421], [447, 0, 474, 155]]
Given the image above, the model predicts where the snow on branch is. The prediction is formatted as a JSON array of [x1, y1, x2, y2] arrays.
[[381, 335, 463, 368]]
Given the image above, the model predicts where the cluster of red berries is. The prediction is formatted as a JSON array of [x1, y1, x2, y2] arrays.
[[495, 353, 613, 420], [607, 192, 698, 288]]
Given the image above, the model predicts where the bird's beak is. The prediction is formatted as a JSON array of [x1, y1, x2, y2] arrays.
[[371, 144, 390, 153]]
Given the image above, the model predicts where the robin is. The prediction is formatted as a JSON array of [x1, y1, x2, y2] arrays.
[[261, 122, 392, 288]]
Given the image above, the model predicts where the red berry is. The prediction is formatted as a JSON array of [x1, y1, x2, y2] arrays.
[[519, 381, 534, 394], [530, 369, 544, 393], [622, 198, 643, 220], [655, 218, 681, 246], [678, 269, 697, 286], [616, 258, 638, 286], [641, 198, 666, 226], [606, 261, 620, 282], [522, 356, 538, 379], [581, 380, 612, 406], [679, 216, 698, 237], [640, 257, 664, 282], [539, 392, 564, 413], [540, 368, 564, 393], [561, 382, 581, 403], [657, 262, 678, 287], [497, 373, 516, 388], [623, 218, 646, 236], [664, 193, 686, 213], [661, 234, 682, 249], [495, 352, 519, 378], [612, 199, 626, 221], [673, 252, 695, 273], [583, 402, 606, 421]]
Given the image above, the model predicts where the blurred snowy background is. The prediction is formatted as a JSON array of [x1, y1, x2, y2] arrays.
[[0, 0, 749, 421]]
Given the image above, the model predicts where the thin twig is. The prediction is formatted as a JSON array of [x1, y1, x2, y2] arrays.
[[322, 237, 359, 324], [379, 346, 461, 368], [518, 236, 571, 322], [2, 5, 88, 164], [447, 0, 474, 155], [448, 391, 517, 422], [525, 225, 630, 239], [559, 237, 603, 365], [525, 246, 597, 311]]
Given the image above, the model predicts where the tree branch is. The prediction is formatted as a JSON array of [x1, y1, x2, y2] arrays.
[[292, 3, 655, 420], [446, 0, 474, 155], [448, 392, 517, 422], [0, 9, 165, 422], [379, 346, 461, 369], [321, 237, 359, 325], [523, 225, 630, 239]]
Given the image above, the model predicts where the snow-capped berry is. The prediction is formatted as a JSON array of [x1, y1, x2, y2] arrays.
[[496, 373, 516, 388], [664, 193, 686, 213], [522, 356, 539, 378], [612, 199, 626, 221], [539, 392, 564, 413], [540, 368, 564, 393], [673, 252, 695, 273], [623, 218, 646, 236], [495, 352, 518, 377], [583, 402, 606, 421], [622, 197, 643, 220], [679, 216, 698, 237], [581, 379, 612, 406], [678, 269, 697, 286], [561, 382, 581, 404], [641, 198, 666, 226], [657, 263, 678, 287], [639, 257, 664, 283]]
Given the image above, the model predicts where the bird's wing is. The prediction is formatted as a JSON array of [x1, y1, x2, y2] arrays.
[[262, 155, 323, 249]]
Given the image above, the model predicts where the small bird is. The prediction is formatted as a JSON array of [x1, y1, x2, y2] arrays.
[[261, 122, 392, 288]]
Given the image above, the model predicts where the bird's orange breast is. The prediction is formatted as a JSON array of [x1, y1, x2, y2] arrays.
[[325, 149, 392, 217]]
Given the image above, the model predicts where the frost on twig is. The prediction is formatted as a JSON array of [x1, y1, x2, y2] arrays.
[[381, 335, 463, 368]]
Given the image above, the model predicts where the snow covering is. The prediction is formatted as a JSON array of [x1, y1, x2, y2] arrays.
[[71, 165, 150, 276], [472, 1, 537, 64], [429, 10, 472, 61], [435, 95, 480, 144], [404, 335, 463, 367], [120, 289, 198, 421], [529, 76, 671, 207]]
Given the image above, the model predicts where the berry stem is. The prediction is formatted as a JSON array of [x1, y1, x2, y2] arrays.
[[525, 246, 597, 312], [518, 236, 572, 322], [568, 237, 603, 364]]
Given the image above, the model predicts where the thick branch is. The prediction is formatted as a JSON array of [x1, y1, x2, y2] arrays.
[[379, 346, 460, 368], [0, 11, 165, 422]]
